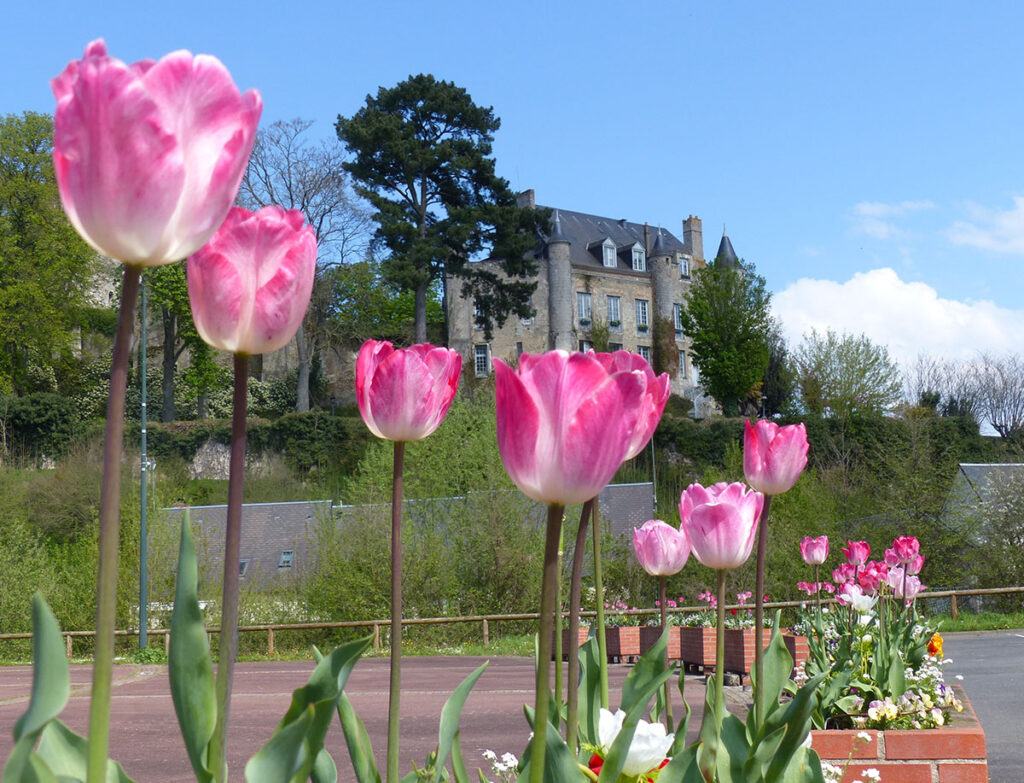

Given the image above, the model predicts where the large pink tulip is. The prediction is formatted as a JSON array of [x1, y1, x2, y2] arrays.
[[892, 535, 920, 564], [188, 206, 316, 355], [800, 535, 829, 565], [679, 482, 763, 571], [493, 350, 644, 506], [356, 341, 462, 442], [52, 40, 261, 266], [743, 419, 809, 495], [591, 350, 670, 459], [633, 519, 691, 577], [843, 540, 871, 565]]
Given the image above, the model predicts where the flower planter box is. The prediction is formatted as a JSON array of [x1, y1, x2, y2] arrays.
[[680, 626, 716, 670], [639, 626, 681, 660], [783, 634, 809, 674], [556, 625, 592, 659], [723, 628, 773, 679], [604, 626, 641, 662], [810, 686, 987, 782]]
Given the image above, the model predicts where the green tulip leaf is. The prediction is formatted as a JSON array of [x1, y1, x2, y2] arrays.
[[743, 723, 786, 780], [576, 637, 601, 747], [244, 704, 315, 783], [516, 719, 582, 783], [598, 665, 673, 783], [35, 720, 136, 783], [13, 595, 70, 742], [763, 672, 825, 783], [336, 694, 381, 783], [449, 730, 470, 783], [310, 748, 338, 783], [2, 737, 46, 783], [432, 662, 488, 783], [168, 511, 216, 783], [620, 629, 670, 710], [718, 713, 751, 783], [667, 695, 691, 757], [654, 742, 703, 783]]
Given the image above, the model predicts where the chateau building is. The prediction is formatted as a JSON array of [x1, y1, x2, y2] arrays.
[[447, 190, 735, 415]]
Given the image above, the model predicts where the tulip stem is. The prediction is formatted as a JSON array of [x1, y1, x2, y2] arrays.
[[715, 569, 727, 741], [753, 493, 772, 729], [660, 575, 673, 730], [387, 441, 406, 783], [208, 353, 248, 783], [566, 499, 593, 752], [531, 503, 564, 783], [554, 526, 564, 724], [87, 264, 140, 783], [590, 499, 610, 709]]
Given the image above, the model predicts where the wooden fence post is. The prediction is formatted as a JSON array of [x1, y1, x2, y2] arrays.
[[65, 634, 72, 659], [951, 593, 959, 621], [373, 623, 380, 650], [482, 619, 489, 647], [165, 631, 171, 655], [267, 627, 275, 655]]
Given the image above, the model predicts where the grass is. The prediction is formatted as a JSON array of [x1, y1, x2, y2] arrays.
[[926, 611, 1024, 632]]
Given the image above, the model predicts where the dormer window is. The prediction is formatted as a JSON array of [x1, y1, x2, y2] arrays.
[[602, 238, 616, 268], [631, 243, 646, 272]]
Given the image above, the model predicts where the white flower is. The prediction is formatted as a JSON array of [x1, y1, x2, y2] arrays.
[[597, 708, 674, 777], [863, 769, 881, 782], [857, 731, 872, 742]]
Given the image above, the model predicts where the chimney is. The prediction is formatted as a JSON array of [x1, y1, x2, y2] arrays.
[[683, 215, 703, 261], [517, 189, 535, 209]]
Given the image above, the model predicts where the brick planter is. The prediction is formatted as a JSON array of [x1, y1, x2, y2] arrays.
[[723, 628, 773, 678], [556, 625, 591, 660], [783, 634, 809, 673], [604, 626, 641, 662], [639, 626, 681, 660], [680, 626, 716, 670], [810, 686, 987, 782]]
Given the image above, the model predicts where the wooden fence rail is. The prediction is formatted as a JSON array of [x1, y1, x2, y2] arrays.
[[1, 585, 1021, 659]]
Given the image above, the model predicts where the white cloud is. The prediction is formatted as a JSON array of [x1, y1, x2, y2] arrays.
[[849, 200, 935, 240], [947, 196, 1024, 254], [772, 268, 1024, 366]]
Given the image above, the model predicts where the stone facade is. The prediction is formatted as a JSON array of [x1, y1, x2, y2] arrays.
[[446, 190, 718, 415]]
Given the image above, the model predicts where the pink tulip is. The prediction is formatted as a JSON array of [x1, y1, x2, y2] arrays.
[[355, 340, 462, 442], [832, 563, 857, 584], [857, 560, 888, 594], [679, 482, 763, 571], [591, 350, 670, 459], [800, 535, 829, 565], [906, 554, 925, 576], [188, 206, 316, 355], [843, 540, 871, 565], [743, 420, 809, 495], [884, 547, 900, 568], [633, 520, 691, 577], [493, 350, 644, 505], [886, 567, 925, 602], [892, 536, 920, 564], [52, 40, 261, 266]]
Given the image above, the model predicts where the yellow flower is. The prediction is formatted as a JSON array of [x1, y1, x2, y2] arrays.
[[927, 632, 943, 658]]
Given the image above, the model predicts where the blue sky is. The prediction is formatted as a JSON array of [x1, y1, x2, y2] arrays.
[[7, 1, 1024, 364]]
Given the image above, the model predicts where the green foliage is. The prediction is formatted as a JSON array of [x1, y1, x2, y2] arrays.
[[678, 259, 772, 415], [587, 317, 611, 353], [761, 321, 796, 417], [0, 392, 81, 462], [651, 315, 679, 378], [0, 112, 99, 395], [794, 329, 903, 417], [337, 74, 548, 340]]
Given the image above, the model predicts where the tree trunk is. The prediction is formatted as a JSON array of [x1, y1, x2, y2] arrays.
[[295, 326, 311, 412], [414, 282, 428, 344], [161, 307, 176, 422]]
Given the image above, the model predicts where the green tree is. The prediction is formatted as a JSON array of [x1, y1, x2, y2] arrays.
[[0, 112, 98, 394], [337, 74, 547, 342], [795, 329, 903, 418], [761, 320, 796, 416], [678, 259, 772, 415], [239, 118, 373, 411]]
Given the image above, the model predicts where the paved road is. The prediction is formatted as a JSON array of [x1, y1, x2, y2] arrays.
[[0, 657, 722, 782], [0, 636, 1009, 781], [942, 631, 1023, 783]]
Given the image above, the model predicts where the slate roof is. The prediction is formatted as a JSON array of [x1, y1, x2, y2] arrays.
[[715, 231, 738, 267], [539, 206, 686, 271]]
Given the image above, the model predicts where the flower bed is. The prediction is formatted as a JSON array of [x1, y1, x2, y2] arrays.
[[604, 626, 641, 662], [723, 628, 773, 679], [810, 686, 987, 783]]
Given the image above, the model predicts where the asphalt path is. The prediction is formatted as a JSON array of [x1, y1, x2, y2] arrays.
[[942, 631, 1023, 783], [0, 635, 1010, 782], [0, 657, 726, 782]]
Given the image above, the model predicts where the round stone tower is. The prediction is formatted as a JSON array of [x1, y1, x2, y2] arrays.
[[546, 210, 574, 351], [650, 228, 675, 321]]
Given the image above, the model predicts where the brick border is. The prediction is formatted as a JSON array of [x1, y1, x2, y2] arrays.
[[810, 686, 987, 783]]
